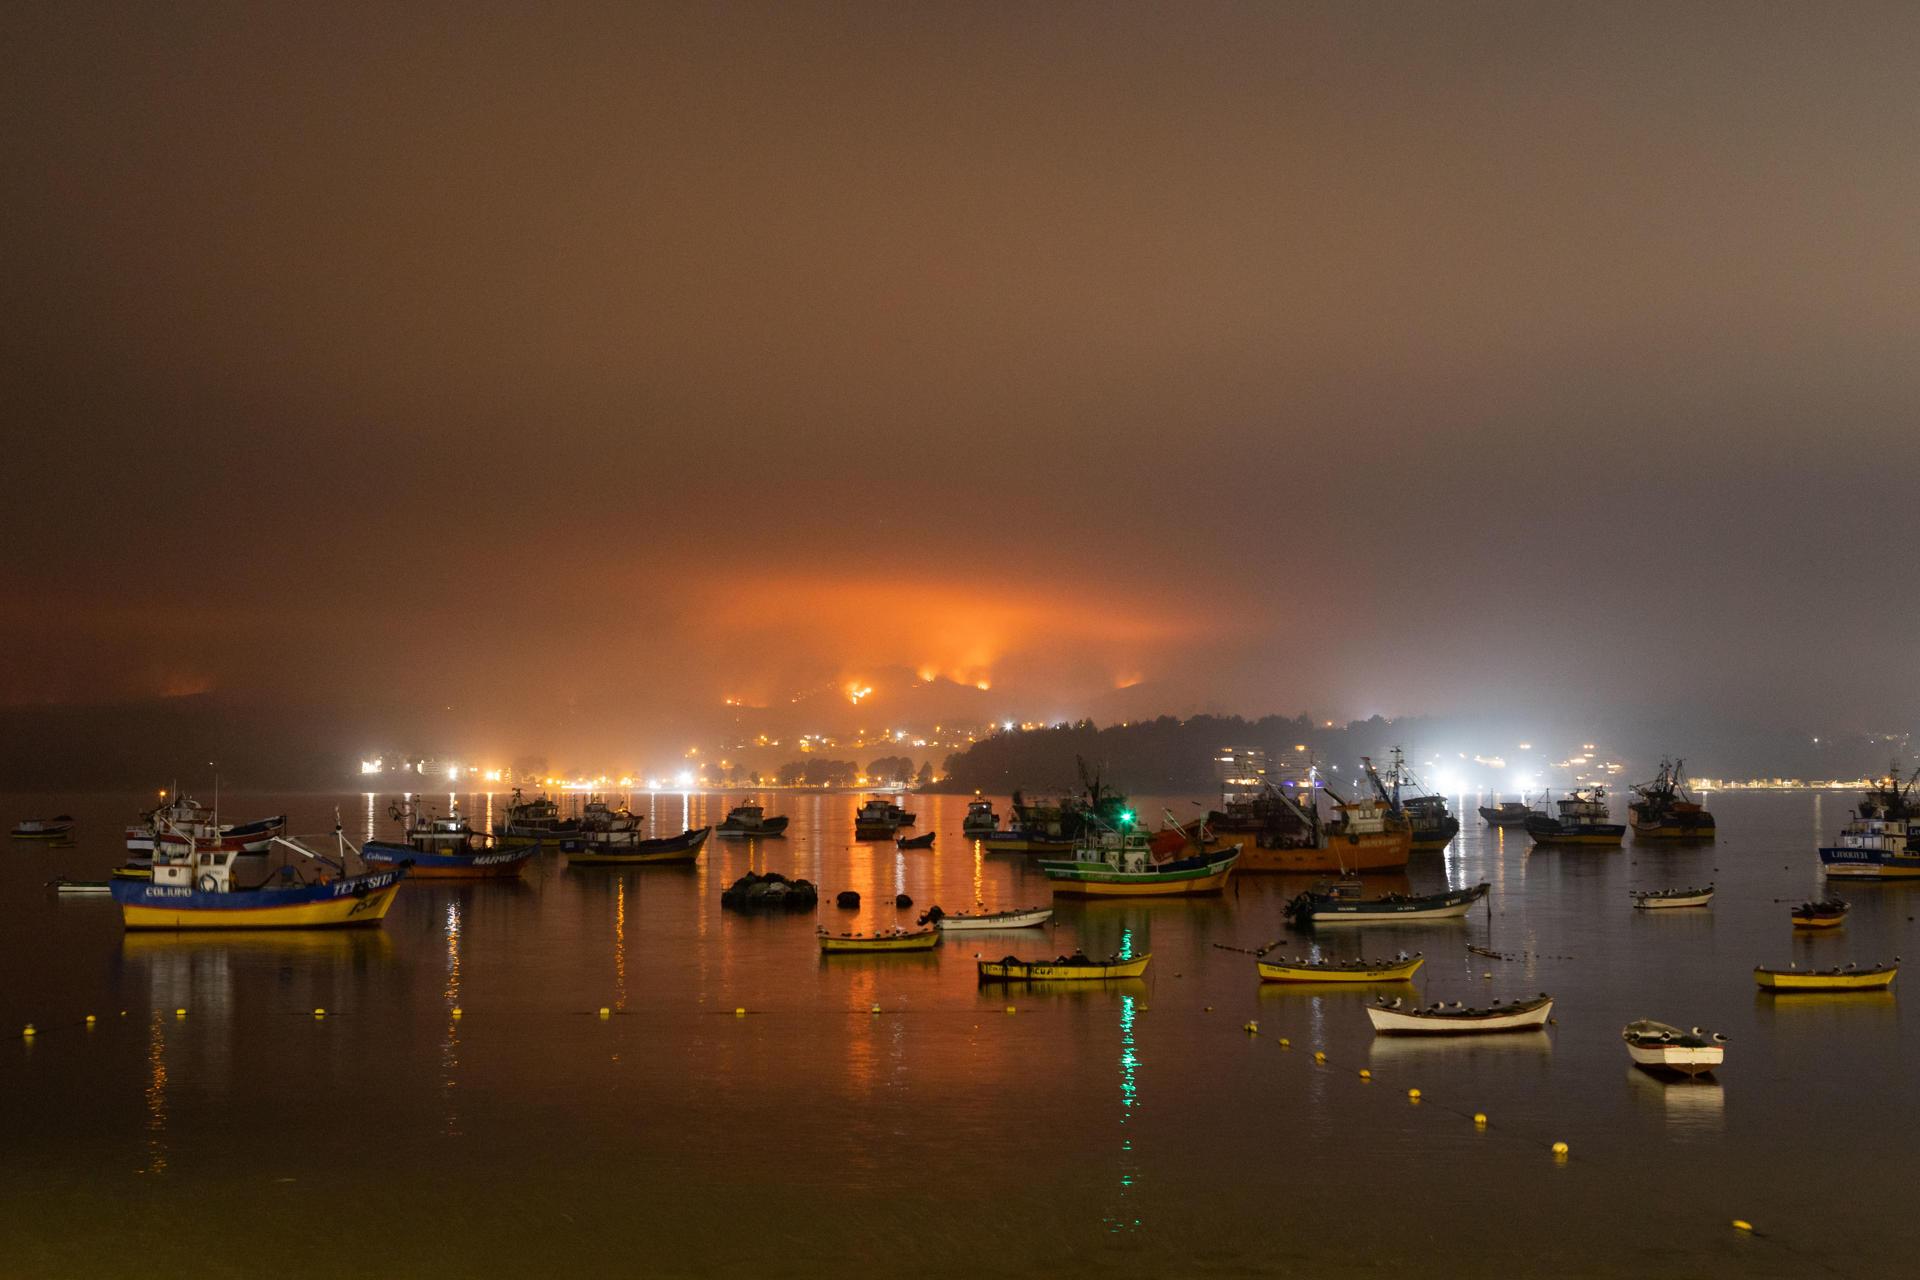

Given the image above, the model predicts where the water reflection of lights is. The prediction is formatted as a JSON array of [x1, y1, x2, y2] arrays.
[[1106, 991, 1141, 1233], [614, 879, 628, 1011], [443, 900, 462, 1138], [144, 1012, 168, 1175]]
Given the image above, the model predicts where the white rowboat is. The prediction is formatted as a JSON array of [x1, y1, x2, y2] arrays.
[[1367, 994, 1553, 1035], [1623, 1020, 1725, 1077], [1631, 885, 1714, 909], [928, 907, 1053, 930]]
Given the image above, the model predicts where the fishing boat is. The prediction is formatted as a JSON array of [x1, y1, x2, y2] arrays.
[[1285, 880, 1489, 926], [853, 798, 904, 840], [1819, 764, 1920, 879], [361, 796, 536, 879], [1631, 884, 1714, 910], [124, 793, 286, 855], [1628, 758, 1716, 840], [1193, 773, 1412, 873], [1477, 800, 1531, 827], [1754, 963, 1897, 991], [962, 799, 998, 836], [977, 951, 1151, 981], [1038, 814, 1239, 897], [715, 803, 789, 837], [918, 905, 1052, 930], [1524, 787, 1625, 847], [110, 825, 403, 930], [492, 789, 584, 844], [1790, 898, 1849, 929], [1256, 952, 1424, 983], [895, 831, 935, 850], [575, 795, 658, 851], [11, 815, 75, 840], [566, 825, 711, 867], [980, 829, 1076, 854], [1623, 1020, 1727, 1078], [1367, 993, 1554, 1035], [1366, 748, 1460, 852], [816, 926, 940, 954]]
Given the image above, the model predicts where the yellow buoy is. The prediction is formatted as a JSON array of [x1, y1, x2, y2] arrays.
[[735, 1007, 747, 1017], [1005, 1006, 1016, 1014], [1203, 1005, 1213, 1013], [85, 1014, 96, 1025], [1278, 1037, 1291, 1048], [1482, 972, 1493, 980], [870, 1004, 881, 1014], [175, 1008, 187, 1018], [451, 1007, 463, 1019], [1358, 1069, 1371, 1080], [1243, 1021, 1259, 1033], [313, 1008, 326, 1018], [1408, 1088, 1422, 1101], [1551, 1141, 1569, 1156], [21, 1025, 33, 1038], [1313, 1050, 1326, 1062], [1732, 1219, 1753, 1232], [1474, 1112, 1488, 1126]]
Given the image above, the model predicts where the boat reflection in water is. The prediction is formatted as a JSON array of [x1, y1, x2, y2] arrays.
[[1366, 1029, 1553, 1066], [1625, 1066, 1726, 1134]]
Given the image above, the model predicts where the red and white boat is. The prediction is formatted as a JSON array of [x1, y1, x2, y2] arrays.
[[124, 794, 285, 855]]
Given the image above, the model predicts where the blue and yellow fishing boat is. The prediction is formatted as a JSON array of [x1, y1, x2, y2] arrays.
[[110, 826, 403, 930], [362, 796, 536, 879], [1819, 764, 1920, 879]]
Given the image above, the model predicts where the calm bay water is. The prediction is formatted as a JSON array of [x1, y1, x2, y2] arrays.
[[1, 789, 1912, 1278]]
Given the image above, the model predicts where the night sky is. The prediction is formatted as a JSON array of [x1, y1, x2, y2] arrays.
[[6, 2, 1916, 768]]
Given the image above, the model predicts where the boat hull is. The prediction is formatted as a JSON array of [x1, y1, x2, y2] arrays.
[[1257, 956, 1424, 983], [1226, 830, 1412, 874], [818, 930, 940, 953], [1478, 806, 1530, 827], [978, 954, 1151, 981], [936, 908, 1053, 930], [110, 871, 403, 930], [1526, 825, 1626, 847], [1292, 883, 1489, 925], [1754, 966, 1896, 990], [1633, 892, 1714, 909], [1791, 914, 1846, 929], [1626, 1042, 1724, 1078], [1819, 846, 1920, 879], [980, 832, 1076, 854], [1630, 814, 1717, 840], [716, 816, 789, 837], [1039, 850, 1239, 898], [11, 824, 74, 840], [362, 841, 535, 879], [1368, 996, 1553, 1035], [567, 827, 710, 866]]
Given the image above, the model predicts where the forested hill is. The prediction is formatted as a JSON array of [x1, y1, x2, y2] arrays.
[[930, 715, 1361, 796]]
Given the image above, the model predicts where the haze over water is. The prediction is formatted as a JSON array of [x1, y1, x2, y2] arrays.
[[3, 790, 1911, 1277]]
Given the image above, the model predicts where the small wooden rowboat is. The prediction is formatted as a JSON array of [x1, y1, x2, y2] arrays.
[[1790, 898, 1849, 929], [11, 816, 75, 840], [1623, 1020, 1726, 1077], [1632, 885, 1714, 909], [48, 877, 113, 896], [1257, 953, 1424, 983], [1287, 881, 1489, 925], [1754, 963, 1897, 991], [817, 927, 941, 953], [896, 831, 936, 850], [566, 826, 711, 867], [1367, 993, 1554, 1035], [920, 905, 1053, 930], [978, 952, 1152, 982]]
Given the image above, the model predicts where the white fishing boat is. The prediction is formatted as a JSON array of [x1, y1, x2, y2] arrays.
[[1366, 993, 1554, 1035], [919, 905, 1052, 930], [962, 799, 998, 836], [1622, 1020, 1726, 1078], [1631, 884, 1714, 909], [1286, 880, 1489, 925]]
